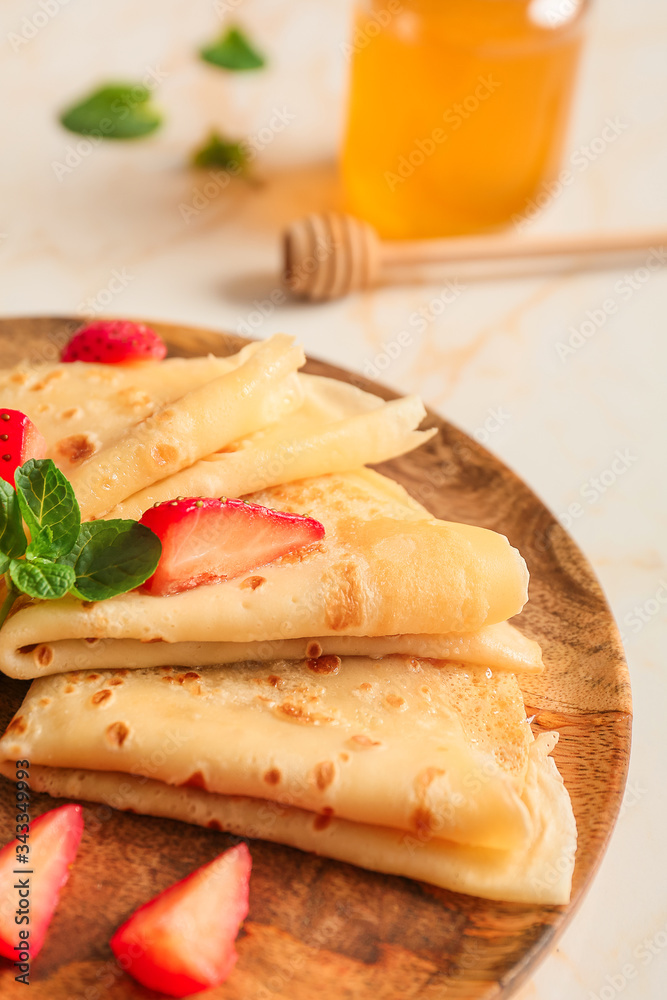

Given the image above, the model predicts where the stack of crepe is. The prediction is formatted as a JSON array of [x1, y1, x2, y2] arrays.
[[0, 334, 576, 905]]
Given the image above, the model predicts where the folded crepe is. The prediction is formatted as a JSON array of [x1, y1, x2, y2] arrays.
[[0, 470, 534, 680], [0, 658, 576, 904], [0, 340, 436, 516]]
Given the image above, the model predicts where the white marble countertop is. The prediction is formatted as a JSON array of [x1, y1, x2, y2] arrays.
[[1, 0, 665, 997]]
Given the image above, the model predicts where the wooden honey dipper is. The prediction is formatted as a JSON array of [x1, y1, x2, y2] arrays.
[[283, 212, 667, 302]]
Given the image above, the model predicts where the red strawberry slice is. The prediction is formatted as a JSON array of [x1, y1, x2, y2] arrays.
[[110, 842, 251, 997], [138, 496, 325, 596], [0, 409, 47, 487], [61, 320, 167, 364], [0, 803, 84, 961]]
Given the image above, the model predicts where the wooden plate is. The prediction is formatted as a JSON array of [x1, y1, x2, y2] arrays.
[[0, 317, 631, 1000]]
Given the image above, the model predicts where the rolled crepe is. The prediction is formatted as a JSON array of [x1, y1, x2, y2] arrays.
[[69, 334, 305, 519], [108, 394, 436, 519], [0, 344, 262, 463], [0, 661, 576, 903], [0, 470, 530, 679], [1, 622, 543, 679]]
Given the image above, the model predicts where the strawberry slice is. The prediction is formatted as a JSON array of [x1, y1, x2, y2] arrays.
[[61, 320, 167, 364], [139, 496, 324, 596], [0, 804, 84, 961], [0, 409, 47, 488], [110, 842, 252, 997]]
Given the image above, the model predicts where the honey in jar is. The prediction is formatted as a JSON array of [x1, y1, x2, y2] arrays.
[[341, 0, 589, 238]]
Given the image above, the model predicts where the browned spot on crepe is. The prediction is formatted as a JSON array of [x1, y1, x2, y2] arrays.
[[82, 602, 97, 611], [349, 734, 382, 750], [150, 443, 178, 465], [56, 433, 98, 465], [415, 767, 445, 792], [264, 768, 281, 785], [5, 715, 27, 736], [307, 655, 341, 675], [106, 722, 130, 748], [277, 703, 334, 726], [31, 370, 64, 391], [18, 643, 37, 655], [59, 407, 81, 420], [358, 682, 373, 692], [240, 575, 265, 590], [91, 689, 112, 706], [305, 640, 323, 659], [85, 637, 101, 646], [313, 761, 335, 791], [34, 644, 53, 668], [108, 678, 124, 687], [339, 752, 350, 762], [207, 819, 223, 831], [9, 372, 28, 385], [267, 675, 284, 688], [385, 693, 407, 710], [313, 807, 334, 831], [39, 698, 51, 707], [85, 673, 101, 682], [182, 771, 207, 790], [324, 560, 365, 631], [177, 672, 201, 682], [412, 806, 434, 836]]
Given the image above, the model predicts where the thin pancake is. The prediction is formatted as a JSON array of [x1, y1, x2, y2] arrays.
[[0, 665, 576, 904], [0, 470, 529, 679]]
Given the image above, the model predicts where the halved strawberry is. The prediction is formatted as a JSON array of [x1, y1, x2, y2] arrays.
[[110, 842, 252, 997], [138, 496, 324, 596], [0, 803, 84, 961], [61, 320, 167, 364], [0, 409, 47, 487]]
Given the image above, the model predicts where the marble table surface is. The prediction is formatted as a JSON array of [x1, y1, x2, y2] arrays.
[[1, 0, 665, 997]]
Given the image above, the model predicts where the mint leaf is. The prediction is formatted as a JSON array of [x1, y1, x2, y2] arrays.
[[61, 520, 161, 601], [200, 27, 266, 70], [15, 459, 80, 558], [60, 84, 162, 140], [191, 132, 248, 172], [0, 480, 27, 560], [9, 557, 75, 600]]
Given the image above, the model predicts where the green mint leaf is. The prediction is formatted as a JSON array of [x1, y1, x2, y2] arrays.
[[15, 459, 80, 558], [60, 520, 161, 601], [0, 480, 27, 560], [59, 84, 162, 140], [191, 132, 248, 172], [200, 27, 266, 70], [0, 554, 9, 576], [9, 557, 75, 600]]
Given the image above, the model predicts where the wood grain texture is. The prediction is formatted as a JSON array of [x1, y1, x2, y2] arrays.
[[0, 316, 631, 1000]]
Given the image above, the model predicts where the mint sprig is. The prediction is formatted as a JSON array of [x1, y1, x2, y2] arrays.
[[191, 131, 248, 173], [59, 84, 163, 140], [200, 27, 266, 71], [0, 459, 161, 629]]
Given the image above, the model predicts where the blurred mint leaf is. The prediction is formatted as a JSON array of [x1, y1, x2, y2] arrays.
[[191, 131, 248, 172], [200, 27, 265, 70], [60, 519, 161, 601], [15, 459, 80, 558], [0, 480, 26, 561], [59, 84, 162, 139], [9, 557, 75, 600]]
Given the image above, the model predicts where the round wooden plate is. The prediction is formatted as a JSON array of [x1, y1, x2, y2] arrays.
[[0, 317, 631, 1000]]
